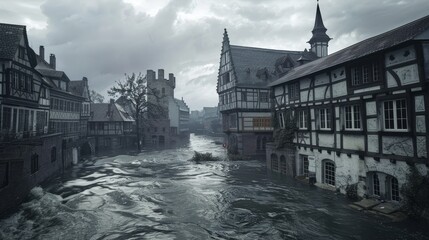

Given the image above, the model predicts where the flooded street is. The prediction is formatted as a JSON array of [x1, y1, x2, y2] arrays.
[[1, 134, 428, 240]]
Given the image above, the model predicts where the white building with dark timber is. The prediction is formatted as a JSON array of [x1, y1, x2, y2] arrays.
[[267, 13, 429, 202], [216, 6, 325, 158]]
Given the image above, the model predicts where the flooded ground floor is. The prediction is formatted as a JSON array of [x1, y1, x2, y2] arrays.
[[0, 134, 428, 239]]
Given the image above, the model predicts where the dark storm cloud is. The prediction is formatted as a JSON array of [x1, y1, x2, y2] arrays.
[[1, 0, 429, 110]]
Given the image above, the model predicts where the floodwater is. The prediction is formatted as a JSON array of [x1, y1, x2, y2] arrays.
[[0, 134, 428, 240]]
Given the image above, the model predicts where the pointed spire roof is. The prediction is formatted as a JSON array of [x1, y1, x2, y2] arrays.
[[308, 2, 331, 44]]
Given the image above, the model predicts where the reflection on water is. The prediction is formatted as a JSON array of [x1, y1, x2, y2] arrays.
[[1, 134, 428, 240]]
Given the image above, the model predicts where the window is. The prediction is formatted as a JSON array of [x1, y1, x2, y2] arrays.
[[300, 155, 309, 177], [318, 108, 331, 130], [241, 92, 247, 101], [391, 177, 400, 201], [271, 154, 278, 171], [0, 162, 8, 189], [259, 92, 269, 103], [344, 105, 361, 130], [40, 87, 46, 98], [373, 174, 380, 196], [278, 112, 285, 129], [383, 99, 407, 131], [289, 82, 300, 100], [51, 147, 57, 162], [222, 72, 230, 84], [350, 61, 381, 87], [2, 107, 11, 131], [298, 110, 308, 129], [253, 118, 271, 128], [31, 153, 39, 174], [18, 46, 26, 59], [280, 156, 287, 174], [324, 161, 335, 186]]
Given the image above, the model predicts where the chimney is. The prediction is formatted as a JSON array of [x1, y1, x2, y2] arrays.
[[108, 99, 115, 118], [158, 69, 164, 80], [169, 73, 174, 81], [50, 54, 56, 70], [146, 70, 155, 81], [39, 46, 44, 60]]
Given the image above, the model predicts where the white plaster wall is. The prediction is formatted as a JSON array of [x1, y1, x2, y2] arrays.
[[332, 81, 347, 97], [318, 134, 335, 148], [342, 135, 365, 151], [382, 136, 414, 157], [314, 74, 329, 86], [331, 67, 346, 82]]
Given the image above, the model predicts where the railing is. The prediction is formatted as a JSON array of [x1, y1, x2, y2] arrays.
[[0, 129, 54, 142]]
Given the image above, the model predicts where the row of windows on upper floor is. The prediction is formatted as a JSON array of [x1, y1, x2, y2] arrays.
[[51, 98, 81, 113], [1, 106, 48, 134], [220, 91, 269, 105], [287, 60, 383, 101], [278, 98, 409, 132]]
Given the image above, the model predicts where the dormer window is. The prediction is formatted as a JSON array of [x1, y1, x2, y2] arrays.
[[350, 60, 381, 87], [18, 46, 26, 59]]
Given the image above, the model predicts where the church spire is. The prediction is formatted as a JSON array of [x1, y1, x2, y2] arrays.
[[308, 1, 331, 57]]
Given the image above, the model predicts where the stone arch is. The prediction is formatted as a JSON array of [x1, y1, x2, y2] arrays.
[[271, 153, 279, 172], [80, 141, 93, 156], [368, 172, 401, 201]]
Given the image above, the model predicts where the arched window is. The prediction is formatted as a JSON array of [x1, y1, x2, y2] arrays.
[[390, 177, 400, 201], [271, 154, 278, 171], [280, 155, 287, 174], [323, 160, 335, 186]]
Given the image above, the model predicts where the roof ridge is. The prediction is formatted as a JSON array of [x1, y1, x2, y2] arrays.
[[0, 22, 26, 28], [230, 45, 302, 54]]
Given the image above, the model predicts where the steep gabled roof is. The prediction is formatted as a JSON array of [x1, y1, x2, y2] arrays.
[[0, 23, 25, 60], [36, 68, 69, 80], [270, 14, 429, 86], [230, 45, 306, 87], [174, 98, 189, 112], [69, 81, 85, 96], [90, 103, 134, 122]]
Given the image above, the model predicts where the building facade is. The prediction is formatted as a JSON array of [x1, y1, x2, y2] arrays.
[[268, 14, 429, 201], [89, 99, 136, 151], [35, 46, 84, 166], [0, 23, 63, 215], [217, 27, 318, 158]]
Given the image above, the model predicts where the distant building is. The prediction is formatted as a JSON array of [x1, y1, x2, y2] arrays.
[[174, 98, 190, 136], [268, 10, 429, 201], [88, 99, 136, 151]]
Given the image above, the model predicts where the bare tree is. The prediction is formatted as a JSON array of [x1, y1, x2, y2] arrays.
[[90, 90, 105, 103], [108, 73, 165, 151]]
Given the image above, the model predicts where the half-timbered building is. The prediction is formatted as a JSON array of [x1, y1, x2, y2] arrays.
[[0, 23, 63, 215], [35, 47, 84, 166], [89, 99, 136, 151], [267, 14, 429, 202], [216, 5, 325, 157]]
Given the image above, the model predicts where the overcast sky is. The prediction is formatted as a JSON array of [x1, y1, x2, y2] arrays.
[[1, 0, 428, 111]]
